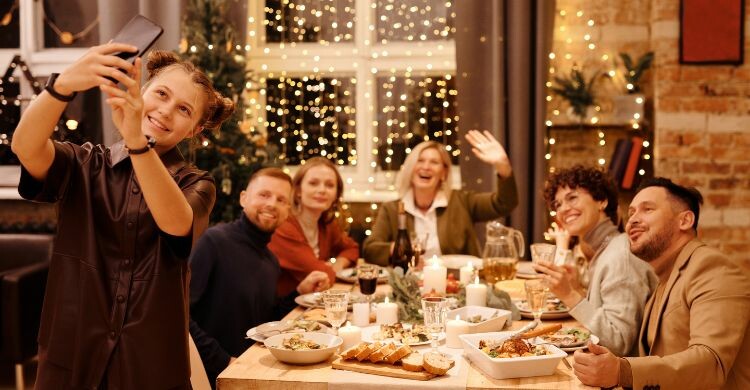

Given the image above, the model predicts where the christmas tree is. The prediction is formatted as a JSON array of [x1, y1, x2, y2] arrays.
[[180, 0, 272, 223]]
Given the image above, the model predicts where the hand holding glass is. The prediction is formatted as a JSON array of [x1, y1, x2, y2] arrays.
[[323, 290, 349, 334], [422, 296, 448, 354], [410, 232, 429, 269]]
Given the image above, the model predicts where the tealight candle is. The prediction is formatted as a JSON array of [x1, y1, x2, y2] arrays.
[[466, 275, 488, 307], [423, 255, 447, 294], [338, 321, 362, 350], [445, 315, 470, 348], [459, 261, 475, 285], [376, 297, 399, 325], [352, 302, 370, 327]]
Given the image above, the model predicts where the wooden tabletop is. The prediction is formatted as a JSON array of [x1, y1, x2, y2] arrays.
[[217, 281, 596, 390]]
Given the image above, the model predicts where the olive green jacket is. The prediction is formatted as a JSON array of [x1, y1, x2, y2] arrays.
[[363, 174, 518, 266]]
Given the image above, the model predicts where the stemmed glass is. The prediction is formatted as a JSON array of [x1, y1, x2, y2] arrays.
[[322, 289, 350, 335], [421, 296, 448, 354], [524, 279, 548, 325], [409, 232, 429, 269], [357, 264, 378, 303]]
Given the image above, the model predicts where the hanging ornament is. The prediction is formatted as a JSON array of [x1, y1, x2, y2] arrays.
[[1, 0, 18, 26], [43, 2, 99, 45]]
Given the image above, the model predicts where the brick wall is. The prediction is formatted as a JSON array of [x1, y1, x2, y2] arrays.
[[651, 1, 750, 261]]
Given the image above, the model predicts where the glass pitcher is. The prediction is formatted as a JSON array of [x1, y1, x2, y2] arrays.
[[485, 220, 525, 258], [482, 240, 519, 284]]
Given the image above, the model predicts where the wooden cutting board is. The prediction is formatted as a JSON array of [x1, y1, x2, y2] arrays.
[[331, 357, 436, 381]]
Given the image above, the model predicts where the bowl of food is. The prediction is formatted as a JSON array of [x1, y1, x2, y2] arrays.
[[446, 306, 511, 334], [264, 332, 343, 365], [459, 332, 566, 379]]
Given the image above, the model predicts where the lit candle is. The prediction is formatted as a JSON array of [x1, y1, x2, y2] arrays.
[[376, 297, 399, 325], [338, 321, 362, 351], [423, 255, 447, 295], [459, 261, 474, 285], [445, 315, 469, 348], [352, 302, 370, 327], [466, 276, 488, 307]]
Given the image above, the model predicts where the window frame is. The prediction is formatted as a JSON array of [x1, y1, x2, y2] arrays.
[[246, 0, 459, 202]]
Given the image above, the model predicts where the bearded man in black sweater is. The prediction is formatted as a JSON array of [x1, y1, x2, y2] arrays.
[[188, 168, 330, 386]]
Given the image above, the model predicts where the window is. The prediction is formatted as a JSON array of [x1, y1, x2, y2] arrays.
[[247, 0, 458, 201]]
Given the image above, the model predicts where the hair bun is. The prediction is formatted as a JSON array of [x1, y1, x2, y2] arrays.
[[146, 50, 181, 79]]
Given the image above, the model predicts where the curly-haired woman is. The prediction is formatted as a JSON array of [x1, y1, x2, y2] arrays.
[[534, 165, 657, 356]]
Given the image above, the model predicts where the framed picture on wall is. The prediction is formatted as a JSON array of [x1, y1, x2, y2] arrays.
[[680, 0, 745, 65]]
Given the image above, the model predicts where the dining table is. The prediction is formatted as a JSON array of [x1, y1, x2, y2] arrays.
[[217, 277, 597, 390]]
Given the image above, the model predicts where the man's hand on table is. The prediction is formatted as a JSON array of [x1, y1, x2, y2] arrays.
[[572, 342, 620, 388], [297, 270, 331, 294]]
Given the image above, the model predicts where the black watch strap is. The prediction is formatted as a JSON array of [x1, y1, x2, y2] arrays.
[[127, 136, 157, 155], [44, 73, 77, 102]]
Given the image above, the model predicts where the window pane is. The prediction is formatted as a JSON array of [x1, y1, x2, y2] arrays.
[[43, 0, 99, 48], [264, 75, 357, 165], [375, 74, 459, 170], [0, 1, 20, 48], [265, 0, 355, 43], [376, 0, 455, 42]]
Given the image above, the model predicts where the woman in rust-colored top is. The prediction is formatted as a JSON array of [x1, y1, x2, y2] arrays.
[[269, 157, 359, 296], [12, 46, 233, 389]]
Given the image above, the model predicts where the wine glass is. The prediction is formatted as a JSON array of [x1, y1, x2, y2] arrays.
[[421, 296, 448, 354], [409, 232, 429, 269], [357, 264, 378, 303], [322, 289, 350, 335], [524, 279, 548, 325]]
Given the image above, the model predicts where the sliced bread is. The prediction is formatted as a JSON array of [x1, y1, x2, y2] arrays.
[[369, 343, 397, 363], [341, 342, 369, 360], [355, 341, 382, 361], [400, 352, 424, 372], [423, 352, 454, 376], [383, 344, 412, 365]]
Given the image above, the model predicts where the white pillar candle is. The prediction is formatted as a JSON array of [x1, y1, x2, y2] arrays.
[[338, 321, 362, 351], [445, 315, 470, 348], [376, 297, 399, 325], [466, 276, 488, 307], [352, 302, 370, 327], [423, 256, 447, 295], [459, 261, 475, 285]]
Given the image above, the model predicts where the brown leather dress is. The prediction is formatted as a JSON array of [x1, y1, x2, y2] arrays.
[[19, 141, 215, 389]]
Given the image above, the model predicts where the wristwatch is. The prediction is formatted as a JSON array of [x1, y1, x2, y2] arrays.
[[127, 135, 157, 155], [44, 73, 77, 102]]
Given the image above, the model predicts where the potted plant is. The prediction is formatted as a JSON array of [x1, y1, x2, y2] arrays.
[[550, 68, 600, 124], [620, 51, 654, 94], [612, 51, 653, 124]]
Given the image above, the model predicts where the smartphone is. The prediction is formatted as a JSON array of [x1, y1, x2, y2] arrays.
[[107, 14, 164, 82]]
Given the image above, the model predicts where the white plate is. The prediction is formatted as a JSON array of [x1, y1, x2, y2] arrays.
[[336, 267, 389, 284], [558, 334, 599, 352], [515, 300, 571, 320], [295, 292, 324, 308], [360, 324, 445, 346], [515, 262, 541, 279], [441, 254, 483, 270], [246, 320, 330, 343]]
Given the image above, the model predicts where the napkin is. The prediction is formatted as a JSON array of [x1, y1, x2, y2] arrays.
[[328, 346, 468, 390], [486, 287, 521, 321]]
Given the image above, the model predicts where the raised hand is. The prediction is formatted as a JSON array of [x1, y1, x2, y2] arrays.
[[53, 43, 138, 96], [100, 57, 145, 147], [465, 129, 512, 177], [297, 270, 331, 294]]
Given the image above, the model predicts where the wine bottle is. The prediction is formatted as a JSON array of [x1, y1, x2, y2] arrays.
[[389, 201, 414, 271]]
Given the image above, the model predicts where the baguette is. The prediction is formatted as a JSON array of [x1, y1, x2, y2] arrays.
[[423, 352, 454, 376], [341, 342, 369, 360], [355, 341, 382, 361], [520, 323, 563, 339], [369, 343, 397, 363], [400, 352, 424, 372], [384, 344, 412, 364]]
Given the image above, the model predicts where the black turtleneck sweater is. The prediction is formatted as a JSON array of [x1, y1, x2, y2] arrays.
[[189, 214, 297, 384]]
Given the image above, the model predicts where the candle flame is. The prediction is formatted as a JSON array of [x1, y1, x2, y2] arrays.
[[384, 297, 389, 304], [455, 315, 460, 320], [474, 275, 480, 284], [468, 261, 473, 269], [345, 321, 351, 327]]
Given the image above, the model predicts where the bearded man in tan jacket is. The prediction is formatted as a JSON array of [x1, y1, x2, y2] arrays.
[[572, 177, 750, 390]]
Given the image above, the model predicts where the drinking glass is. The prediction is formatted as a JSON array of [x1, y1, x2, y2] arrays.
[[409, 232, 429, 269], [357, 264, 379, 302], [421, 296, 448, 354], [481, 241, 519, 285], [524, 279, 548, 325], [322, 289, 350, 334]]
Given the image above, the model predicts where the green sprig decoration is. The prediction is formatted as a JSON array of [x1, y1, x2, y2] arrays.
[[619, 51, 654, 94], [386, 267, 465, 323], [550, 68, 600, 122]]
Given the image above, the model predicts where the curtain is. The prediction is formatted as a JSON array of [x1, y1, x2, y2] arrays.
[[456, 0, 555, 254]]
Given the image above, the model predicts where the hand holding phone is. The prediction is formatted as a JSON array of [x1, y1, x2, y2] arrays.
[[106, 14, 163, 83]]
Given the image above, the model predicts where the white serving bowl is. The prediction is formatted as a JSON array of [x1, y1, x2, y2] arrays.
[[264, 332, 343, 365], [446, 306, 511, 334], [459, 332, 567, 379]]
